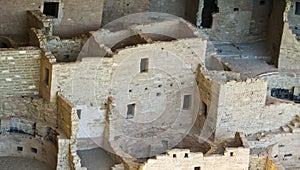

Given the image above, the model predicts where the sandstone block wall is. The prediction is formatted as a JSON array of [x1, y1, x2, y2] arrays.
[[0, 0, 103, 43], [201, 0, 252, 42], [140, 133, 250, 170], [279, 22, 300, 70], [0, 47, 41, 97], [57, 94, 74, 138], [27, 10, 53, 36], [45, 36, 82, 62], [215, 78, 300, 140], [0, 96, 57, 125]]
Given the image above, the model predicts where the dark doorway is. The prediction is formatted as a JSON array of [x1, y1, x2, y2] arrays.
[[127, 104, 135, 119], [185, 0, 200, 25], [43, 2, 59, 18], [296, 2, 300, 15], [201, 0, 219, 28]]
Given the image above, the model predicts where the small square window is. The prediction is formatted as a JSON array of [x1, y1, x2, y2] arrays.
[[183, 95, 192, 110], [17, 146, 23, 151], [44, 68, 50, 86], [140, 58, 149, 73], [173, 154, 176, 158], [31, 148, 37, 153], [194, 167, 201, 170], [184, 153, 189, 158], [234, 8, 239, 12], [230, 152, 234, 156], [43, 2, 59, 18]]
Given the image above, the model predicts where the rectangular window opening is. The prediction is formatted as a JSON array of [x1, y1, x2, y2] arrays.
[[183, 95, 192, 110], [140, 58, 149, 73], [259, 0, 265, 5], [162, 140, 168, 150], [233, 8, 239, 12], [44, 68, 50, 86], [43, 2, 59, 18], [194, 167, 201, 170], [127, 103, 135, 119], [31, 147, 37, 153], [77, 109, 81, 119], [17, 146, 23, 151], [202, 102, 207, 117], [296, 2, 300, 15]]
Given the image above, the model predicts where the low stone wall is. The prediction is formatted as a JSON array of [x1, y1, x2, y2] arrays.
[[140, 133, 250, 170], [27, 10, 53, 36], [249, 155, 267, 170], [56, 94, 86, 170], [0, 96, 57, 125]]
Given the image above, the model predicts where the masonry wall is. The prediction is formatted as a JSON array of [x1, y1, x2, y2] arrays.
[[57, 94, 75, 138], [53, 0, 104, 38], [249, 131, 300, 169], [278, 22, 300, 70], [249, 155, 267, 170], [249, 0, 273, 36], [102, 0, 150, 25], [259, 72, 300, 95], [27, 10, 53, 36], [202, 0, 252, 42], [0, 96, 57, 125], [106, 38, 206, 158], [102, 0, 198, 26], [0, 47, 41, 97], [0, 134, 57, 169], [0, 117, 59, 169], [45, 36, 82, 62], [140, 147, 249, 170], [56, 94, 85, 170], [215, 79, 300, 140], [0, 0, 43, 43]]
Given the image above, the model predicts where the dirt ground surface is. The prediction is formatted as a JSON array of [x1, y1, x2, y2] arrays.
[[0, 157, 52, 170], [77, 147, 115, 170]]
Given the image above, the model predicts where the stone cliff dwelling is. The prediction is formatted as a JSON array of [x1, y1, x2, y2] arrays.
[[0, 0, 300, 170]]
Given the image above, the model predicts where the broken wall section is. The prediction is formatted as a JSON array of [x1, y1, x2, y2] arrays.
[[0, 96, 57, 126], [28, 10, 84, 63], [199, 0, 275, 43], [140, 133, 249, 170], [215, 78, 300, 140], [56, 94, 86, 170], [276, 0, 300, 70]]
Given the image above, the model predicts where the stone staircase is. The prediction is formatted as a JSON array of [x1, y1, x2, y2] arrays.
[[281, 115, 300, 133]]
